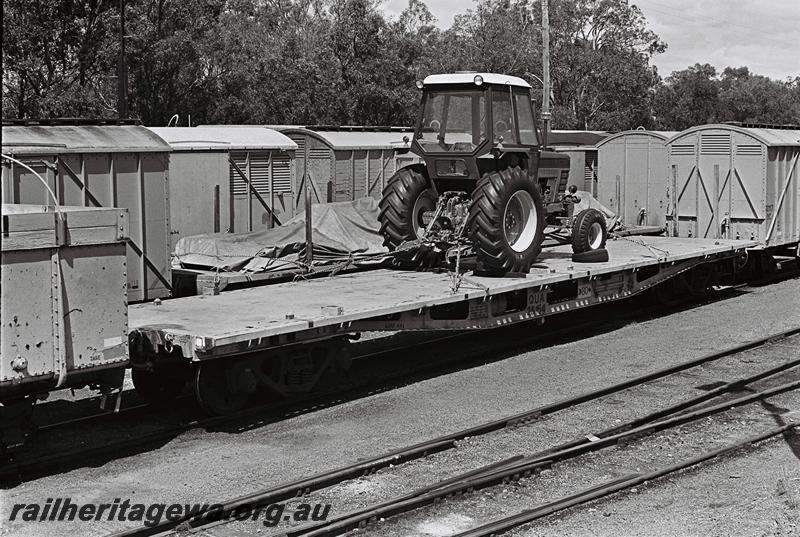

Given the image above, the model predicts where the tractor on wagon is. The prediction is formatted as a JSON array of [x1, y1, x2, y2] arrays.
[[378, 72, 609, 273]]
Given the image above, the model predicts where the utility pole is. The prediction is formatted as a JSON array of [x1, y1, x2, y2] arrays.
[[117, 0, 128, 119], [303, 135, 314, 266], [541, 0, 551, 148]]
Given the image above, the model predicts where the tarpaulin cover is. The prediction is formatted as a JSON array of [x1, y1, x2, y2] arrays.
[[173, 193, 621, 273], [173, 198, 388, 272]]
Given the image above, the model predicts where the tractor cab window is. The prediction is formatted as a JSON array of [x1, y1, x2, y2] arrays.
[[515, 93, 538, 145], [417, 91, 486, 152], [492, 89, 518, 144]]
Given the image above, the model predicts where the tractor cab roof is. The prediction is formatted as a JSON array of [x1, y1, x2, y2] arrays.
[[422, 73, 532, 89]]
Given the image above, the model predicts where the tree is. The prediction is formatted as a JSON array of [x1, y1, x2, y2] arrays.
[[5, 0, 794, 129], [717, 67, 800, 125], [380, 0, 442, 125], [439, 0, 540, 76], [652, 64, 800, 129], [201, 0, 340, 125], [124, 0, 230, 125], [2, 0, 118, 118], [548, 0, 665, 130], [652, 63, 719, 129]]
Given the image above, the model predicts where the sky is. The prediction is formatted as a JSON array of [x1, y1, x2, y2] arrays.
[[380, 0, 800, 81]]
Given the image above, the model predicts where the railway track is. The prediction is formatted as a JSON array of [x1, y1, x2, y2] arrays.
[[105, 326, 800, 537], [448, 423, 794, 537]]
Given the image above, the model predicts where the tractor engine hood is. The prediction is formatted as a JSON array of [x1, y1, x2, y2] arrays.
[[539, 149, 570, 169]]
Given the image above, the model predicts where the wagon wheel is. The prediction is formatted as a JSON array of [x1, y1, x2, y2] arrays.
[[685, 264, 715, 298], [0, 396, 35, 453], [193, 361, 250, 415], [132, 368, 186, 405], [651, 274, 690, 306]]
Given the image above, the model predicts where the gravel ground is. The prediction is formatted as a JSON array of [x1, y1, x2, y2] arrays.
[[1, 276, 798, 537], [515, 436, 800, 537], [349, 384, 800, 537], [206, 338, 800, 537]]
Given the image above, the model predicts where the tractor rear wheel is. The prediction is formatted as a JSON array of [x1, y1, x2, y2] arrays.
[[378, 164, 437, 250], [468, 166, 545, 273]]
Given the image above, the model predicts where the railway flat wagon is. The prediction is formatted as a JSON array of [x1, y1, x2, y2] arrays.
[[128, 235, 756, 413], [0, 204, 129, 449], [272, 126, 420, 204], [145, 126, 298, 244], [665, 124, 800, 250], [595, 130, 678, 229], [1, 124, 172, 301]]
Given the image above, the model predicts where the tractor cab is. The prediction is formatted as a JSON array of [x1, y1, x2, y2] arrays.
[[411, 73, 540, 185]]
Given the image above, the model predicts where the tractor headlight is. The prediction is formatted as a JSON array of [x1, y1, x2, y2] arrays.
[[416, 80, 424, 89], [473, 75, 484, 86]]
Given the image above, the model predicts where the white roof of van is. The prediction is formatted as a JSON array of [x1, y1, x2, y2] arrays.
[[146, 126, 297, 151], [666, 124, 800, 147], [1, 125, 170, 154], [596, 130, 678, 147]]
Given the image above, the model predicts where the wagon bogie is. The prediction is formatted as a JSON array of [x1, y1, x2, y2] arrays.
[[130, 332, 353, 415]]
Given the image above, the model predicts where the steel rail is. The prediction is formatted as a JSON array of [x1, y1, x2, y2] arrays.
[[106, 327, 800, 537], [451, 424, 796, 537], [251, 375, 800, 537], [466, 378, 800, 490], [37, 402, 152, 432]]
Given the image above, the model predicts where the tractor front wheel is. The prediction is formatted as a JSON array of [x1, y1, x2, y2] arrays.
[[468, 166, 545, 273], [572, 208, 608, 254]]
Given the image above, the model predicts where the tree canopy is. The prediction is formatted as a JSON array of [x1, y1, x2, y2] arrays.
[[3, 0, 799, 130], [653, 64, 800, 130]]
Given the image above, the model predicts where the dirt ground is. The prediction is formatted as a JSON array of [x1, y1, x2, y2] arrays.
[[1, 276, 798, 537]]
